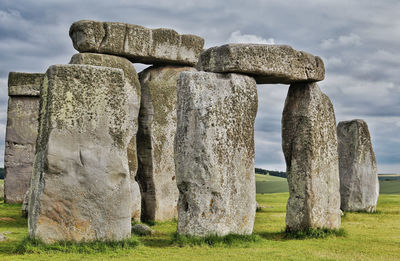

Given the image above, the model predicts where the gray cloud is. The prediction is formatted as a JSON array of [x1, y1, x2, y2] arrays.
[[0, 0, 398, 173]]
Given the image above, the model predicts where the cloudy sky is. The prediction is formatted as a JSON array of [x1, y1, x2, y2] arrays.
[[0, 0, 399, 173]]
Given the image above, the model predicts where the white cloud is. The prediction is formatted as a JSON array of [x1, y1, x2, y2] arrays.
[[228, 31, 275, 45], [320, 33, 362, 50]]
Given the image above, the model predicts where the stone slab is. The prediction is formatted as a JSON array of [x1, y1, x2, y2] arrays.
[[69, 20, 204, 66], [137, 65, 195, 221], [4, 72, 43, 203], [337, 119, 379, 212], [197, 44, 325, 84], [28, 64, 136, 243], [282, 82, 341, 231], [69, 52, 141, 221], [175, 71, 257, 236], [8, 72, 44, 96]]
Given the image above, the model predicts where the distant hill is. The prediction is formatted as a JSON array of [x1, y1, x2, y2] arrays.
[[255, 167, 286, 178]]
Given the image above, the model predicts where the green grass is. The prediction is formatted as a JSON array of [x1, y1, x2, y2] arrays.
[[1, 194, 400, 260], [255, 174, 400, 194], [255, 174, 289, 194]]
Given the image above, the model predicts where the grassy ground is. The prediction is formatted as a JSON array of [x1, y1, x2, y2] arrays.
[[255, 174, 289, 194], [1, 193, 399, 260], [255, 174, 400, 194]]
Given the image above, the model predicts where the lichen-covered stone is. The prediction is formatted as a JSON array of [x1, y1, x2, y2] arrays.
[[197, 44, 325, 84], [282, 82, 341, 231], [175, 71, 258, 236], [137, 65, 195, 221], [4, 72, 43, 203], [337, 119, 379, 212], [69, 53, 141, 220], [28, 64, 136, 243], [8, 72, 43, 96], [69, 20, 204, 66], [22, 190, 29, 218]]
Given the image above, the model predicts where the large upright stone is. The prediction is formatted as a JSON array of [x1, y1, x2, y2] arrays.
[[137, 65, 195, 221], [69, 20, 204, 66], [337, 119, 379, 212], [28, 64, 136, 243], [197, 44, 325, 84], [4, 72, 43, 203], [175, 71, 257, 236], [282, 82, 341, 231], [69, 53, 141, 221]]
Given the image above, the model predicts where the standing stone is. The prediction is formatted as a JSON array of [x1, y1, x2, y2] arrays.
[[175, 71, 257, 236], [282, 82, 341, 231], [197, 44, 325, 84], [69, 53, 141, 221], [69, 20, 204, 66], [28, 64, 136, 243], [137, 65, 195, 221], [337, 119, 379, 212], [4, 72, 43, 203]]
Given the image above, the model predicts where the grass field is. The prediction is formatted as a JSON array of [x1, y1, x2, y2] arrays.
[[255, 174, 400, 194], [1, 193, 399, 260]]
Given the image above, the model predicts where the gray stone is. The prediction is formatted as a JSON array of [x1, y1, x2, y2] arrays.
[[22, 190, 29, 218], [69, 20, 204, 66], [131, 224, 154, 236], [0, 182, 3, 200], [337, 119, 379, 212], [175, 71, 257, 236], [4, 72, 43, 204], [282, 82, 341, 231], [197, 44, 325, 84], [28, 64, 136, 243], [137, 65, 195, 221], [69, 53, 141, 221]]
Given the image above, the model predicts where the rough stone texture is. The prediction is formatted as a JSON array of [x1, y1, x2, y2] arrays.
[[4, 72, 43, 203], [28, 64, 137, 243], [337, 119, 379, 212], [69, 20, 204, 66], [282, 82, 341, 231], [69, 53, 141, 221], [175, 71, 257, 236], [22, 190, 29, 218], [197, 44, 325, 84], [131, 224, 154, 236], [137, 65, 195, 221]]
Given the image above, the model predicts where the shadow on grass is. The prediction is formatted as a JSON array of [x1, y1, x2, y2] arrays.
[[257, 228, 346, 241], [14, 236, 140, 254], [171, 233, 261, 248]]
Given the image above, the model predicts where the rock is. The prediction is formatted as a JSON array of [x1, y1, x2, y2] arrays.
[[131, 224, 154, 236], [282, 82, 341, 231], [137, 65, 195, 222], [69, 20, 204, 66], [0, 182, 3, 199], [337, 119, 379, 212], [22, 190, 29, 218], [28, 64, 137, 243], [69, 53, 142, 220], [4, 72, 43, 203], [175, 71, 258, 236], [197, 44, 325, 84]]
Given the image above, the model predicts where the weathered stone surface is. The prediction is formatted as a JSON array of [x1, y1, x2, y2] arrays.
[[22, 190, 29, 218], [69, 53, 141, 220], [69, 20, 204, 66], [175, 71, 257, 236], [4, 72, 43, 204], [28, 64, 136, 243], [8, 72, 43, 96], [337, 119, 379, 212], [137, 65, 195, 221], [282, 82, 341, 231], [131, 224, 154, 236], [197, 44, 325, 84]]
